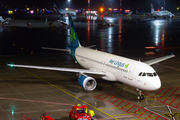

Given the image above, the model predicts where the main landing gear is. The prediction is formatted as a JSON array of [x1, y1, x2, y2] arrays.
[[137, 88, 144, 100]]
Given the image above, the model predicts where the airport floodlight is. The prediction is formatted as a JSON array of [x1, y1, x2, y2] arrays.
[[100, 7, 104, 13], [68, 0, 71, 7]]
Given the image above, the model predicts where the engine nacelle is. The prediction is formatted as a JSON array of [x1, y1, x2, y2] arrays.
[[78, 75, 97, 91]]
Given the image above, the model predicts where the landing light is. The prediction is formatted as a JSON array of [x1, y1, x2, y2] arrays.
[[10, 64, 14, 67]]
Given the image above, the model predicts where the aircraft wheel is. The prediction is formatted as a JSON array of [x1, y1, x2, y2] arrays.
[[138, 95, 141, 100], [138, 95, 144, 100], [69, 116, 72, 120], [141, 95, 144, 100]]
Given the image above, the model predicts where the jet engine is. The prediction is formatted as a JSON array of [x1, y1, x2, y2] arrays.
[[78, 75, 97, 91]]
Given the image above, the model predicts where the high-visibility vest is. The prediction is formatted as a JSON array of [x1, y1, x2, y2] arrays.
[[77, 104, 81, 106], [85, 109, 87, 113]]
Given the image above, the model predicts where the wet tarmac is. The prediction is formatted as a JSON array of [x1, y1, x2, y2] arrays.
[[0, 15, 180, 120]]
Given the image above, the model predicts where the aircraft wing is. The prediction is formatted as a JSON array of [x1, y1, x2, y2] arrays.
[[144, 54, 175, 65], [7, 64, 106, 76], [45, 8, 54, 12]]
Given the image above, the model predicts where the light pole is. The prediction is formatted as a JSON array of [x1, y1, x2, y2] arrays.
[[158, 0, 160, 10], [88, 0, 90, 11], [120, 0, 122, 13], [68, 0, 70, 8], [111, 0, 112, 8]]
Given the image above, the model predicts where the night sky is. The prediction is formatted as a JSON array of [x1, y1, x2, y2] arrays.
[[1, 0, 180, 12]]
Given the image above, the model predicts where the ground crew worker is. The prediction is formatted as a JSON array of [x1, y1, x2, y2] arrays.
[[89, 110, 95, 117], [76, 104, 82, 111], [77, 104, 81, 106], [85, 108, 88, 113]]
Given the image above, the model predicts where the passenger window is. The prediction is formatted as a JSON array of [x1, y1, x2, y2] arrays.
[[139, 72, 142, 76], [142, 73, 146, 76], [153, 72, 157, 76], [147, 73, 153, 77]]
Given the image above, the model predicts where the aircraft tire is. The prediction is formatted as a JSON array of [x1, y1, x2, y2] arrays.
[[69, 115, 72, 120], [138, 95, 144, 100], [141, 95, 144, 100], [138, 95, 141, 100]]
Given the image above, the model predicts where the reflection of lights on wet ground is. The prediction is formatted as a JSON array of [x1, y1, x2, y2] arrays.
[[153, 20, 162, 45], [148, 19, 167, 51], [118, 18, 122, 49], [108, 27, 112, 40], [66, 27, 71, 45], [145, 52, 155, 55], [154, 21, 161, 26], [87, 19, 90, 45], [153, 20, 164, 26], [100, 29, 103, 51], [104, 17, 116, 23], [108, 27, 112, 53], [0, 27, 3, 32], [155, 31, 159, 45], [86, 16, 97, 20]]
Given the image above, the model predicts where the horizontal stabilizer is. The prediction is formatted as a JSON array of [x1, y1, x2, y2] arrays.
[[42, 47, 70, 53]]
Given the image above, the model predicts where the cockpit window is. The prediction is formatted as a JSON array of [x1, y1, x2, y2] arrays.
[[142, 73, 146, 76], [147, 73, 153, 77], [153, 72, 157, 76], [139, 72, 142, 76], [139, 72, 157, 77]]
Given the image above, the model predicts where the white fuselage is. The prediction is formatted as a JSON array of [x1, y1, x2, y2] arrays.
[[75, 47, 161, 91], [0, 16, 5, 22], [152, 10, 174, 17], [0, 16, 10, 24], [60, 9, 76, 16]]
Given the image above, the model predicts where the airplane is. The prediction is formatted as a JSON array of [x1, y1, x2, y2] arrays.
[[126, 11, 133, 17], [46, 2, 76, 16], [0, 16, 10, 25], [151, 3, 175, 18], [123, 11, 133, 17], [7, 16, 175, 100]]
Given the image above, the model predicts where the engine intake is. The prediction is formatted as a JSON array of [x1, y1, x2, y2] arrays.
[[78, 75, 97, 91]]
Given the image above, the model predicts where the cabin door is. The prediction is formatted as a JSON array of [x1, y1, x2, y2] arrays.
[[128, 65, 136, 80]]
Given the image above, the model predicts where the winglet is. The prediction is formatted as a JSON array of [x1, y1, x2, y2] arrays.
[[5, 62, 8, 67], [6, 62, 13, 67], [171, 52, 175, 57]]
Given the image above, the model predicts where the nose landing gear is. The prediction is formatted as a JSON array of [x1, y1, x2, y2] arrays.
[[137, 88, 144, 100]]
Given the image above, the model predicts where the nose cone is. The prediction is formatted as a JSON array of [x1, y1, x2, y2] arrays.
[[153, 78, 161, 90]]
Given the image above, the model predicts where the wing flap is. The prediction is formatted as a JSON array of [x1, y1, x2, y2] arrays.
[[8, 64, 106, 76], [144, 54, 175, 65]]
